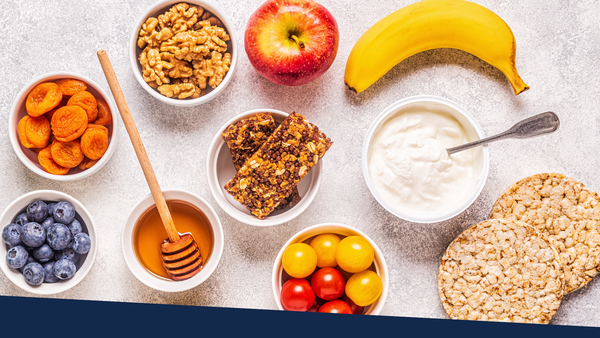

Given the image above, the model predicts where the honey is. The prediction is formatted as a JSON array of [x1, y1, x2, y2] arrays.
[[133, 200, 214, 280]]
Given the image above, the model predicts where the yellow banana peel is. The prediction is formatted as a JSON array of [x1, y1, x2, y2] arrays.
[[344, 0, 529, 95]]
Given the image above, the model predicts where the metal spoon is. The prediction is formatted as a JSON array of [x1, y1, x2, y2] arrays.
[[446, 112, 560, 155]]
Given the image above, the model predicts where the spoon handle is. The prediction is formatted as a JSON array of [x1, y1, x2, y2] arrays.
[[96, 49, 180, 243], [447, 112, 560, 155]]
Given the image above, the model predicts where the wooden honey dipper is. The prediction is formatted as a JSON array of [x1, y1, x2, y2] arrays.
[[97, 50, 202, 281]]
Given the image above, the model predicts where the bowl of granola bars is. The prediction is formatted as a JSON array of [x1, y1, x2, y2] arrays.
[[129, 0, 237, 107], [207, 109, 333, 226]]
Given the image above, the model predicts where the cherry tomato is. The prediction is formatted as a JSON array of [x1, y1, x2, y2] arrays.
[[311, 267, 345, 300], [342, 294, 364, 314], [318, 300, 353, 314], [282, 243, 317, 278], [335, 236, 374, 273], [310, 233, 341, 268], [280, 278, 315, 312], [345, 270, 382, 307], [307, 299, 321, 312]]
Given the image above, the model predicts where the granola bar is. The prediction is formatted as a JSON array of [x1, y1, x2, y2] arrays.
[[438, 219, 564, 323], [224, 112, 333, 219], [221, 113, 301, 209]]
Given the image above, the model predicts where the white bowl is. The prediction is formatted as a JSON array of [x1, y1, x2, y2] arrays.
[[206, 109, 324, 226], [272, 223, 388, 315], [362, 95, 490, 223], [129, 0, 238, 107], [8, 72, 119, 181], [0, 190, 97, 295], [122, 190, 224, 292]]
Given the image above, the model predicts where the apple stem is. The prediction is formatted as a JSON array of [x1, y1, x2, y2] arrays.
[[290, 35, 305, 49]]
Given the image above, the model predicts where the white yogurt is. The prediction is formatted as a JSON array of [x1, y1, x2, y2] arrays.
[[367, 109, 477, 217]]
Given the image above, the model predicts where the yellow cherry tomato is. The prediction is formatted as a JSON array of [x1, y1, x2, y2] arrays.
[[282, 243, 317, 278], [335, 236, 374, 273], [309, 233, 341, 268], [345, 270, 383, 307]]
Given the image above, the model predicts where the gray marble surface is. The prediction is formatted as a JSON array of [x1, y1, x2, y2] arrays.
[[0, 0, 599, 327]]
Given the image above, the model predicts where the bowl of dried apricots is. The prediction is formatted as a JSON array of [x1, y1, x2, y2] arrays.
[[9, 72, 118, 180], [129, 0, 237, 107]]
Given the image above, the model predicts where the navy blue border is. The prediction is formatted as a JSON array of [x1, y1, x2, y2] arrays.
[[0, 295, 598, 336]]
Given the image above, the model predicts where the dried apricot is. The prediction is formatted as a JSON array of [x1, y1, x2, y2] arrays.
[[51, 106, 88, 142], [94, 99, 112, 126], [67, 91, 97, 123], [38, 145, 69, 175], [18, 116, 36, 148], [51, 140, 84, 168], [25, 115, 51, 148], [80, 128, 109, 160], [46, 96, 70, 121], [78, 157, 98, 170], [86, 124, 109, 135], [26, 82, 63, 117], [55, 79, 87, 96]]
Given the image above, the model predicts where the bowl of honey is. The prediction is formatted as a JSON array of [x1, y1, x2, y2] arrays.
[[122, 190, 223, 292]]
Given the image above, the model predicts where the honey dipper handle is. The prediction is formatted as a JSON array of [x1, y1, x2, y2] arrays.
[[96, 49, 180, 243]]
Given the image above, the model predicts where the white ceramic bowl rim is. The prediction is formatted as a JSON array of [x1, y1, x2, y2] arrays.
[[362, 95, 490, 223], [271, 223, 389, 315], [206, 109, 323, 226], [0, 190, 98, 295], [8, 71, 119, 181], [121, 189, 224, 292], [129, 0, 238, 107]]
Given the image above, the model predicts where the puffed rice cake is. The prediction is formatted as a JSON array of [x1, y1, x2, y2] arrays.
[[438, 219, 564, 324], [490, 173, 600, 293]]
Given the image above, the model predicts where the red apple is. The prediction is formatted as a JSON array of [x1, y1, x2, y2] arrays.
[[244, 0, 339, 86]]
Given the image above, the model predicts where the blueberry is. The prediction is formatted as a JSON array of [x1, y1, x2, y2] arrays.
[[2, 223, 22, 246], [40, 217, 55, 231], [14, 212, 29, 228], [67, 219, 82, 237], [6, 246, 29, 269], [42, 261, 59, 283], [47, 203, 57, 217], [55, 248, 79, 265], [20, 222, 46, 248], [52, 201, 75, 224], [19, 256, 37, 273], [33, 244, 54, 263], [72, 233, 91, 255], [23, 262, 45, 286], [53, 258, 76, 280], [27, 200, 48, 223], [47, 223, 72, 250]]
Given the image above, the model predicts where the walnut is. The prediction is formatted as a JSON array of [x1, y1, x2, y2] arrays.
[[139, 47, 172, 86], [137, 3, 231, 99], [200, 25, 229, 53], [192, 51, 231, 89], [160, 52, 193, 78], [160, 31, 210, 61], [157, 3, 200, 34], [157, 83, 196, 99], [137, 17, 173, 48]]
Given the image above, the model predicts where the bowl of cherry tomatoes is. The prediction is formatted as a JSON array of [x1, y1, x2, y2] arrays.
[[272, 223, 388, 315]]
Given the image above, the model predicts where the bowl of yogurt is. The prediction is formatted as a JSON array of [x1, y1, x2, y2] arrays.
[[362, 95, 489, 223]]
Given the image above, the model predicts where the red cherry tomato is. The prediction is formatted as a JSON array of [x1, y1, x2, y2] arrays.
[[311, 267, 345, 300], [318, 300, 353, 314], [307, 300, 320, 312], [342, 294, 364, 314], [280, 278, 315, 312]]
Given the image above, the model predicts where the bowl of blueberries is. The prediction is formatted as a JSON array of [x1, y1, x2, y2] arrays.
[[0, 190, 96, 294]]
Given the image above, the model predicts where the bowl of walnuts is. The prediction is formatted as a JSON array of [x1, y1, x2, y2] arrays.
[[129, 0, 238, 107]]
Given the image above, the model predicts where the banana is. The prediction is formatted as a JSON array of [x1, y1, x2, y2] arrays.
[[344, 0, 528, 95]]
